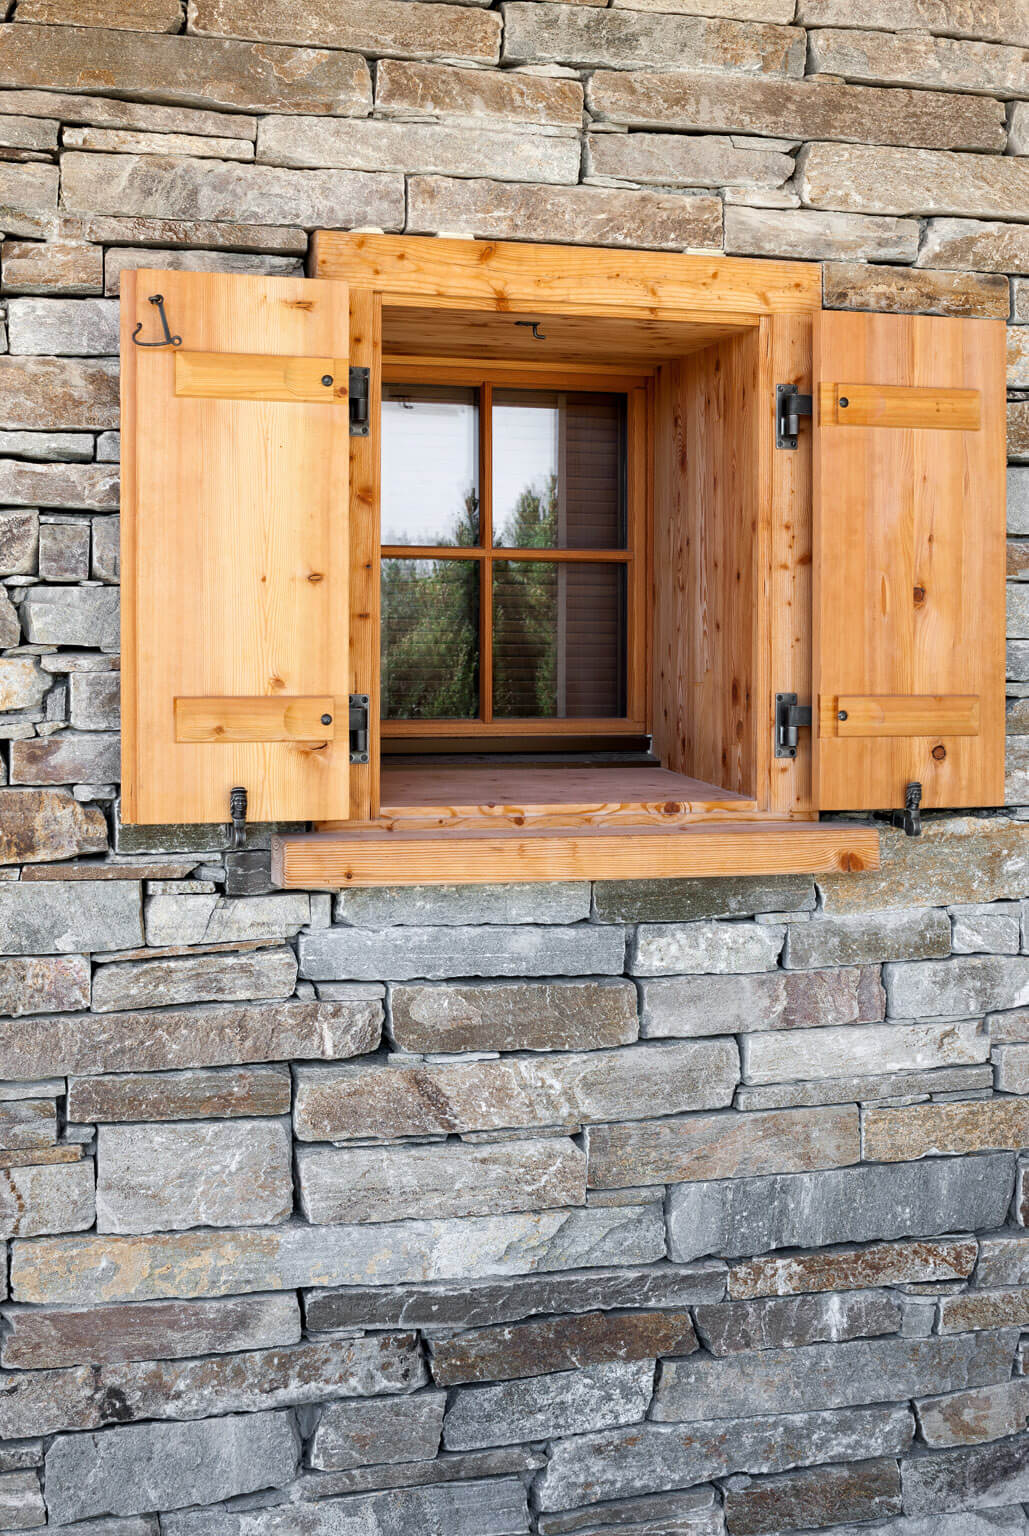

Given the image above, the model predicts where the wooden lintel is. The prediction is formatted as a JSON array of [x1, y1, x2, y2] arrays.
[[272, 822, 880, 888]]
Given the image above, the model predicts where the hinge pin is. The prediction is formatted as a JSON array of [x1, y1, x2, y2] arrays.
[[229, 786, 248, 850]]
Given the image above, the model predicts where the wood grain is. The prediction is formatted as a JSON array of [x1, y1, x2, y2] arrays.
[[820, 694, 980, 739], [652, 331, 761, 799], [174, 696, 337, 743], [175, 351, 346, 403], [273, 820, 880, 888], [818, 382, 980, 431], [347, 288, 382, 820], [312, 233, 821, 319], [813, 311, 1006, 812], [121, 268, 351, 825]]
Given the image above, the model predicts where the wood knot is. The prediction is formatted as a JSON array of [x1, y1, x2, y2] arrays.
[[913, 585, 927, 606]]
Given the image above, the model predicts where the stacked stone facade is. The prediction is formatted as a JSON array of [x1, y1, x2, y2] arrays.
[[0, 0, 1026, 1530]]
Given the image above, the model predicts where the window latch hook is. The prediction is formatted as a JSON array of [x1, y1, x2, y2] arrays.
[[514, 320, 547, 341], [132, 293, 183, 349]]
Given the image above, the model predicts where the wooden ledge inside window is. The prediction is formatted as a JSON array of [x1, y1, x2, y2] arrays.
[[272, 821, 880, 889]]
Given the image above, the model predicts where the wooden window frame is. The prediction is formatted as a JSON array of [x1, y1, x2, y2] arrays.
[[271, 234, 890, 883], [379, 363, 650, 742]]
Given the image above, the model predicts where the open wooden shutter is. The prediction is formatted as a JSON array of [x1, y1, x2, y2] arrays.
[[812, 310, 1006, 812], [121, 269, 351, 825]]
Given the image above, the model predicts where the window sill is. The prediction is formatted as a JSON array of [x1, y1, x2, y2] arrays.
[[272, 820, 880, 889]]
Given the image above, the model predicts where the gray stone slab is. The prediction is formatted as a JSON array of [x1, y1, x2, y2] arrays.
[[390, 979, 639, 1054], [694, 1290, 901, 1355], [885, 957, 1029, 1018], [309, 1393, 445, 1471], [43, 1410, 300, 1525], [161, 1478, 530, 1535], [11, 1205, 666, 1304], [96, 1119, 292, 1234], [902, 1434, 1029, 1514], [303, 1262, 726, 1332], [0, 1470, 44, 1532], [0, 1335, 424, 1440], [537, 1486, 722, 1536], [443, 1360, 653, 1451], [299, 923, 625, 981], [594, 876, 814, 924], [90, 947, 298, 1012], [297, 1137, 585, 1224], [784, 909, 951, 969], [818, 818, 1029, 915], [629, 921, 784, 976], [67, 1065, 292, 1124], [0, 880, 140, 955], [666, 1156, 1015, 1262], [0, 997, 381, 1081], [0, 1292, 301, 1368], [335, 883, 590, 927], [735, 1064, 993, 1111], [537, 1405, 914, 1511], [430, 1306, 697, 1386], [20, 585, 119, 650], [7, 297, 118, 356], [653, 1333, 1017, 1422], [740, 1018, 988, 1084], [0, 1160, 94, 1239], [915, 1380, 1029, 1449], [724, 1458, 902, 1536], [293, 1040, 739, 1141], [640, 966, 884, 1038], [144, 892, 310, 946]]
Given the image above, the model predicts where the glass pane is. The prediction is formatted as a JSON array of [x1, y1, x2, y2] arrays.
[[381, 558, 479, 720], [381, 385, 479, 547], [492, 391, 626, 550], [492, 561, 626, 719]]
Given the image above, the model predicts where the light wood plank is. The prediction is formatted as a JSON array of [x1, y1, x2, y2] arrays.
[[175, 351, 346, 403], [763, 313, 815, 819], [813, 312, 1006, 812], [347, 288, 382, 820], [121, 268, 351, 825], [273, 820, 880, 888], [384, 356, 651, 391], [818, 382, 980, 431], [652, 331, 761, 799], [312, 233, 822, 320], [175, 696, 337, 743], [820, 694, 980, 738]]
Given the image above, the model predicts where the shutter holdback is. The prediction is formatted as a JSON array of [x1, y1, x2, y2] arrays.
[[132, 293, 183, 349]]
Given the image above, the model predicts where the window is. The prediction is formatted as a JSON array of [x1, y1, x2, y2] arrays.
[[379, 377, 644, 742]]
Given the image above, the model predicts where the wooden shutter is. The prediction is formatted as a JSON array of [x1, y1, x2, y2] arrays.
[[812, 311, 1006, 812], [121, 269, 351, 825]]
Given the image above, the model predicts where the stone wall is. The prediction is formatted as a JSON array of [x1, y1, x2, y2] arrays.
[[0, 0, 1027, 1531]]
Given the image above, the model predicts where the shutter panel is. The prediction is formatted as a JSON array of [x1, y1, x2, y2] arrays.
[[121, 270, 351, 825], [812, 311, 1006, 812]]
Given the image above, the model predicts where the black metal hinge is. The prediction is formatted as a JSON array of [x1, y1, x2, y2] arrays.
[[349, 694, 370, 763], [349, 366, 370, 437], [775, 692, 812, 758], [776, 384, 813, 450]]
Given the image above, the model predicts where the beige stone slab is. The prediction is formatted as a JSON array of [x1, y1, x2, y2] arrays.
[[1011, 400, 1029, 463], [585, 131, 793, 189], [823, 261, 1009, 318], [863, 1099, 1029, 1162], [188, 0, 502, 64], [0, 355, 119, 432], [818, 818, 1028, 915], [431, 1308, 698, 1386], [917, 218, 1029, 274], [808, 26, 1028, 97], [67, 1066, 292, 1124], [726, 206, 918, 261], [1009, 328, 1029, 389], [796, 0, 1029, 48], [587, 69, 1005, 151], [407, 175, 723, 251], [586, 1106, 860, 1189], [938, 1289, 1029, 1334], [63, 126, 255, 161], [799, 141, 1029, 220], [501, 3, 805, 74], [17, 0, 182, 29], [1, 239, 103, 296], [257, 116, 580, 183], [374, 60, 583, 130], [0, 1161, 94, 1239], [0, 24, 373, 117], [612, 0, 794, 19], [0, 89, 258, 140], [916, 1378, 1029, 1447], [743, 1020, 988, 1086]]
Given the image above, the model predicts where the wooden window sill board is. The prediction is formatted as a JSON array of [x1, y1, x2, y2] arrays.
[[272, 820, 880, 889]]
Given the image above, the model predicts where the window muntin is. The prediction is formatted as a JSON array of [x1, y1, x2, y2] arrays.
[[380, 375, 638, 735]]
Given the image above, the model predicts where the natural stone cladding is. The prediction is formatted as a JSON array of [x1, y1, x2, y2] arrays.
[[0, 2, 1026, 1532]]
